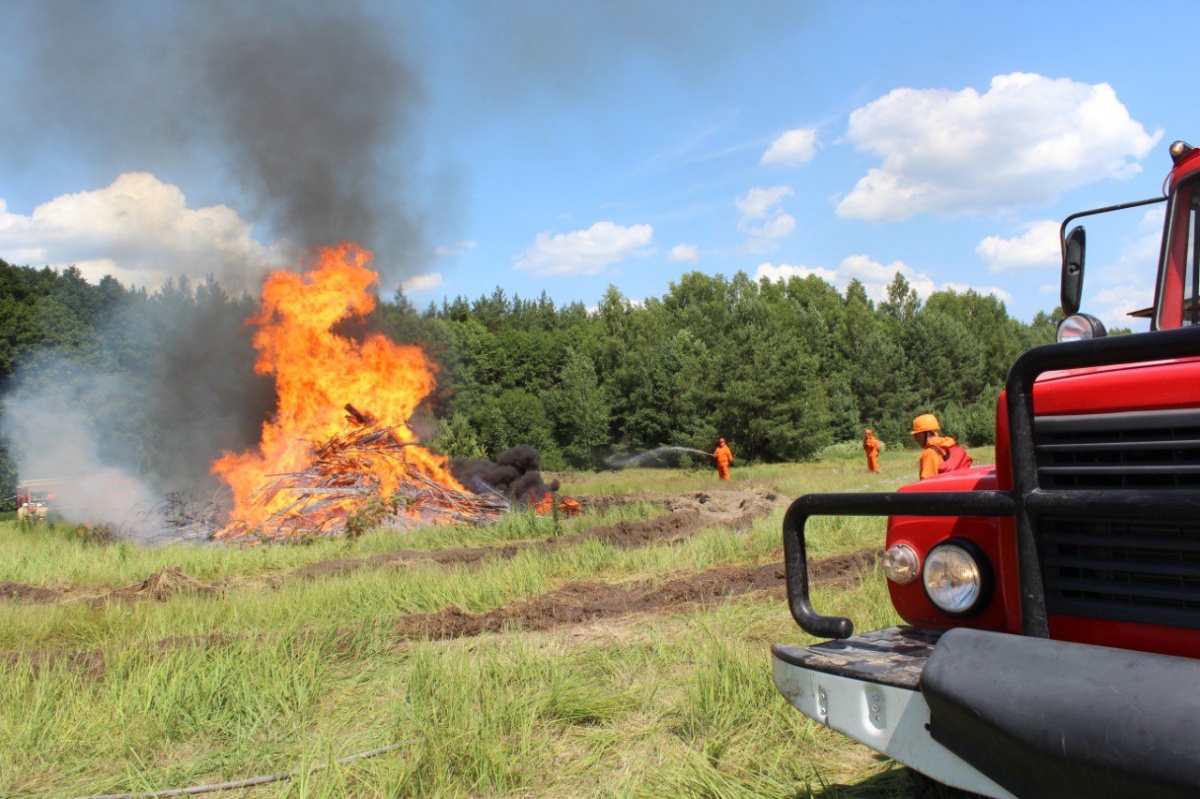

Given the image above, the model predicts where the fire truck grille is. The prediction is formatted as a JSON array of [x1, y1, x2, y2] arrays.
[[1034, 408, 1200, 489], [1038, 517, 1200, 628], [1035, 409, 1200, 628]]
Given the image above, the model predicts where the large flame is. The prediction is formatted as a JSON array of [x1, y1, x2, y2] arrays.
[[213, 243, 462, 531]]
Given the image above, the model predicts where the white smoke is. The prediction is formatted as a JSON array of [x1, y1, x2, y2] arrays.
[[4, 358, 161, 536]]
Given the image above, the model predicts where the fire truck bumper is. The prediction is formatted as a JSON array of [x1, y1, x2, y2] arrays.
[[772, 626, 1015, 798], [773, 626, 1200, 799]]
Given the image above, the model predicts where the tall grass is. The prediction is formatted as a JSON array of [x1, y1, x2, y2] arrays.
[[0, 457, 936, 797], [0, 500, 665, 588]]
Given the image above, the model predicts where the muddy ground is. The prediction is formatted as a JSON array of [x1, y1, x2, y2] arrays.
[[392, 547, 874, 641], [292, 488, 784, 579], [2, 488, 880, 678], [2, 550, 875, 680]]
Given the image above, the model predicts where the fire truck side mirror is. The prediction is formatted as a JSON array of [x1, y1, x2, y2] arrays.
[[1061, 225, 1086, 316]]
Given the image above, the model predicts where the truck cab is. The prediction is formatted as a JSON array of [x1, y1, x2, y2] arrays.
[[772, 140, 1200, 798]]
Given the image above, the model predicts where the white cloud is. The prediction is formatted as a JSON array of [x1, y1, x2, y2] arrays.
[[0, 172, 283, 293], [1086, 280, 1153, 332], [761, 128, 818, 166], [756, 254, 1012, 305], [434, 240, 477, 257], [513, 221, 654, 276], [737, 186, 795, 253], [736, 185, 794, 219], [668, 243, 699, 263], [743, 214, 796, 254], [401, 272, 443, 293], [838, 254, 938, 299], [755, 262, 838, 284], [977, 220, 1062, 273], [837, 73, 1163, 221]]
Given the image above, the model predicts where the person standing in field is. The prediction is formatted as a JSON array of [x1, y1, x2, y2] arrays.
[[863, 429, 881, 473], [713, 437, 734, 481], [911, 413, 972, 479]]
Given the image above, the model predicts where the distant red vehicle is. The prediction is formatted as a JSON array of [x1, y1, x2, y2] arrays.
[[773, 139, 1200, 798], [15, 479, 55, 521], [15, 474, 137, 524]]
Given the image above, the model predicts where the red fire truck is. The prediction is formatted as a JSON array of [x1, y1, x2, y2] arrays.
[[15, 479, 54, 521], [773, 139, 1200, 799]]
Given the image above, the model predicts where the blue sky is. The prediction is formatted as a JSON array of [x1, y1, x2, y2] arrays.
[[1, 1, 1196, 329]]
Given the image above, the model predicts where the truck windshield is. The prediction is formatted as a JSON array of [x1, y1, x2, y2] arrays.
[[1185, 188, 1200, 327], [1157, 174, 1200, 329]]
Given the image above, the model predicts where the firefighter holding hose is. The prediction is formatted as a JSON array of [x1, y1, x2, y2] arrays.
[[713, 437, 734, 481]]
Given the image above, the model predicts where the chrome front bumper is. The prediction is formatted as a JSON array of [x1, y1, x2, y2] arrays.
[[772, 626, 1014, 799]]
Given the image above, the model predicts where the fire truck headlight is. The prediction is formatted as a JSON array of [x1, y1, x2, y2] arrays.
[[923, 540, 992, 616], [1056, 313, 1107, 343], [882, 544, 920, 584]]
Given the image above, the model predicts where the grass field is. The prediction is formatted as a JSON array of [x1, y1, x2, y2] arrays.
[[0, 448, 983, 798]]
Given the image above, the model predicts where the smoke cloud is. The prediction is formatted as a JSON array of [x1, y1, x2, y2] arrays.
[[1, 0, 424, 532], [2, 297, 277, 535], [421, 1, 811, 115], [0, 1, 808, 532], [5, 359, 163, 536], [4, 0, 426, 286], [450, 444, 560, 502]]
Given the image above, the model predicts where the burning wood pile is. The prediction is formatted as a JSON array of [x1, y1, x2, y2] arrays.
[[206, 244, 573, 544], [215, 408, 510, 543]]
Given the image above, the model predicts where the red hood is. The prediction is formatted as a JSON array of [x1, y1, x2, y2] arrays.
[[1027, 353, 1200, 416], [992, 351, 1200, 491]]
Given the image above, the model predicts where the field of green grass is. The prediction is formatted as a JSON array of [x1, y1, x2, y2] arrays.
[[0, 448, 987, 798]]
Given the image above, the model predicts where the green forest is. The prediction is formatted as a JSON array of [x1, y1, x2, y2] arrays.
[[0, 256, 1063, 510]]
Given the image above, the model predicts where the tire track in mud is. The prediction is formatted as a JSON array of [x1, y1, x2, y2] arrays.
[[0, 549, 879, 679], [287, 507, 706, 578], [1, 566, 229, 607], [291, 489, 783, 579], [392, 547, 877, 641]]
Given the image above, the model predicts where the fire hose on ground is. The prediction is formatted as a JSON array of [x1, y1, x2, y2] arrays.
[[74, 742, 406, 799]]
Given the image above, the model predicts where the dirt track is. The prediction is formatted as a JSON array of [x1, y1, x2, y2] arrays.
[[0, 489, 792, 607], [2, 487, 881, 677], [2, 489, 883, 676], [1, 548, 876, 680], [393, 547, 874, 640], [1, 490, 789, 604], [292, 488, 783, 579]]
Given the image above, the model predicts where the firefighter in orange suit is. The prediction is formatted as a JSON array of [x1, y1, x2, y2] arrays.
[[863, 429, 881, 473], [912, 412, 950, 475], [713, 437, 734, 481]]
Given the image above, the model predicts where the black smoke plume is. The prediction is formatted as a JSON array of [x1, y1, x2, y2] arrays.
[[2, 1, 426, 522], [6, 0, 426, 283], [450, 444, 559, 503]]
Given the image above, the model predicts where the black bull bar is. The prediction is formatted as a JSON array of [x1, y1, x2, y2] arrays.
[[785, 324, 1200, 640]]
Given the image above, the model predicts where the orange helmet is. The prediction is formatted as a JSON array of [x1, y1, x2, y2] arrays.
[[864, 429, 873, 435], [911, 414, 940, 435]]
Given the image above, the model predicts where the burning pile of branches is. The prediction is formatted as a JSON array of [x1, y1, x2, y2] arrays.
[[207, 245, 574, 544], [215, 411, 510, 543]]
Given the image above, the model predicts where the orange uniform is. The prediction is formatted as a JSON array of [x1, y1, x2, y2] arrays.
[[714, 439, 734, 481], [918, 436, 954, 480], [863, 429, 881, 473], [912, 414, 969, 480]]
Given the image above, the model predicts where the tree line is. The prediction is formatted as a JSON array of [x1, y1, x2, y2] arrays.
[[0, 256, 1061, 509], [406, 272, 1059, 470]]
